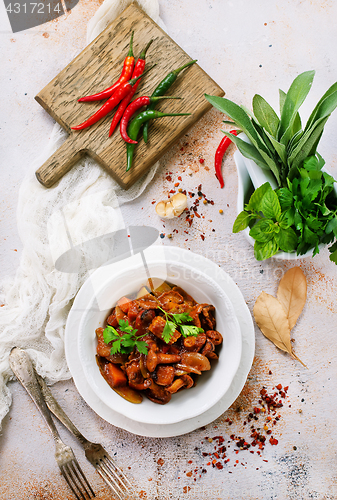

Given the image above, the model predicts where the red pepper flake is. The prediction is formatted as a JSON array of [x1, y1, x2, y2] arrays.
[[169, 189, 176, 194], [200, 234, 205, 241], [151, 200, 156, 204], [178, 176, 182, 181], [174, 182, 180, 187], [276, 384, 282, 390], [166, 175, 172, 182], [195, 212, 201, 218], [269, 437, 279, 446], [199, 158, 204, 164]]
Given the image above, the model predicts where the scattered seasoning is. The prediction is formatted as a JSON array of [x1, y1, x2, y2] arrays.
[[177, 384, 288, 479], [160, 233, 165, 239], [199, 158, 205, 164], [219, 209, 223, 214]]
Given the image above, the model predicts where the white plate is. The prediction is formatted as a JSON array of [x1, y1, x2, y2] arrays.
[[65, 246, 255, 437], [77, 258, 242, 425]]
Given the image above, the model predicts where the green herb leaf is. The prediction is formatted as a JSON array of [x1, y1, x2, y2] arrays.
[[277, 188, 293, 211], [254, 239, 279, 260], [135, 341, 149, 355], [180, 325, 204, 337], [103, 325, 120, 344], [118, 319, 134, 334], [279, 70, 315, 140], [246, 182, 272, 212], [171, 312, 193, 325], [249, 219, 276, 242], [260, 189, 282, 220], [329, 241, 337, 263], [252, 94, 280, 136], [162, 320, 177, 343], [233, 211, 253, 233], [103, 320, 148, 355], [275, 227, 298, 252]]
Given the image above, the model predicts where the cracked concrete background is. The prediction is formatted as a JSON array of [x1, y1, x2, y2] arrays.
[[1, 1, 337, 499]]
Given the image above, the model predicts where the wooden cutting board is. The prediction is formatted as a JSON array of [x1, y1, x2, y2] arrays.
[[35, 2, 224, 189]]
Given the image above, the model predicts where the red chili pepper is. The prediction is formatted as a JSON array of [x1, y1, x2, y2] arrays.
[[214, 129, 238, 188], [71, 73, 145, 131], [78, 31, 135, 103], [108, 40, 153, 137], [120, 95, 180, 143]]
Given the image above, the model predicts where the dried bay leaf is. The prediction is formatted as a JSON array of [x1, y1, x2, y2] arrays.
[[277, 267, 307, 329], [254, 291, 306, 367]]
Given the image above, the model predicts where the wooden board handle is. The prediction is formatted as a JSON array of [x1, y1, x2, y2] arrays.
[[35, 138, 84, 188]]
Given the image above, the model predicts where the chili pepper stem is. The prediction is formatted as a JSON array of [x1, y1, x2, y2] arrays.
[[139, 39, 153, 59], [173, 59, 197, 75], [127, 31, 134, 57]]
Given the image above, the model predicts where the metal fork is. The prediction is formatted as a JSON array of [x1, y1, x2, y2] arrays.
[[9, 347, 95, 500], [36, 371, 134, 500]]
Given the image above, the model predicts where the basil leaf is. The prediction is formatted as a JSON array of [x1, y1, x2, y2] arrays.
[[249, 219, 276, 242], [275, 227, 298, 252], [233, 211, 253, 233], [277, 188, 293, 211], [254, 239, 279, 261], [246, 182, 272, 212], [252, 94, 280, 136], [261, 189, 282, 220]]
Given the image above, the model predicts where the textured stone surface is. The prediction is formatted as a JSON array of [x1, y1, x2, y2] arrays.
[[1, 1, 337, 499]]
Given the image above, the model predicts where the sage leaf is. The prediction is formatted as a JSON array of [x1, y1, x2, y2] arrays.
[[306, 84, 337, 130], [277, 267, 307, 330], [221, 131, 270, 171], [279, 70, 315, 139], [254, 291, 306, 366], [288, 116, 329, 172], [260, 189, 282, 220], [252, 94, 280, 136]]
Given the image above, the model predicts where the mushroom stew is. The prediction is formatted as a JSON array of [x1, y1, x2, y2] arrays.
[[95, 279, 223, 404]]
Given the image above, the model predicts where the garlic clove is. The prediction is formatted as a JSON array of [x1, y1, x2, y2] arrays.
[[155, 193, 188, 219]]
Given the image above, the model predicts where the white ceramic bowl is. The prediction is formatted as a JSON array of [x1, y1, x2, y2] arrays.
[[77, 258, 242, 426]]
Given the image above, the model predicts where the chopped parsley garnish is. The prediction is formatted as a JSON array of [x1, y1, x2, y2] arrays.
[[158, 307, 204, 343], [103, 319, 149, 355]]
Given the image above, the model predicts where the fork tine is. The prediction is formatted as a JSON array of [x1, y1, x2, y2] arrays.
[[102, 455, 134, 492], [96, 463, 125, 499], [69, 461, 96, 498], [60, 465, 84, 500]]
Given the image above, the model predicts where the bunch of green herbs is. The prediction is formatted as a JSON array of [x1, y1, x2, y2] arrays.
[[205, 71, 337, 262]]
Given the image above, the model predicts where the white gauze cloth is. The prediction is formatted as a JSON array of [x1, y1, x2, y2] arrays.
[[0, 0, 165, 428]]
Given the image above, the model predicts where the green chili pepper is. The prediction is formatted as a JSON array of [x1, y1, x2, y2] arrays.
[[142, 59, 197, 143], [126, 110, 191, 172]]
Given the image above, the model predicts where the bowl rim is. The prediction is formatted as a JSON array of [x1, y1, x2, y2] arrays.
[[77, 256, 242, 425]]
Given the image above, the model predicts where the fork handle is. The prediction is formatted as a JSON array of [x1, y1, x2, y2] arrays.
[[9, 347, 63, 445], [37, 373, 88, 447]]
